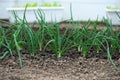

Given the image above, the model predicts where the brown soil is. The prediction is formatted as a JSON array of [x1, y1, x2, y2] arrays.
[[0, 22, 120, 80], [0, 48, 120, 80]]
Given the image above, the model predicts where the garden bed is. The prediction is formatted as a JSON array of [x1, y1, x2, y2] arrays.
[[0, 48, 120, 80], [0, 22, 120, 80], [1, 4, 120, 79]]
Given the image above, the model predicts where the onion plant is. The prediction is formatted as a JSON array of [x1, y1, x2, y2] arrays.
[[45, 3, 75, 58], [91, 29, 106, 53], [34, 9, 48, 51], [0, 26, 4, 48], [103, 18, 120, 54], [115, 31, 120, 52], [73, 20, 95, 57], [90, 21, 105, 54], [101, 18, 120, 72], [101, 37, 120, 72], [0, 26, 10, 59], [23, 22, 38, 57], [13, 33, 23, 68], [46, 23, 75, 58], [14, 6, 38, 57], [0, 16, 24, 63], [0, 26, 14, 57]]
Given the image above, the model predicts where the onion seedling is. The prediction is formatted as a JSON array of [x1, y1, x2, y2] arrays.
[[46, 23, 75, 58], [34, 9, 48, 51], [101, 37, 120, 72], [0, 26, 13, 56], [73, 20, 93, 57], [16, 6, 38, 57]]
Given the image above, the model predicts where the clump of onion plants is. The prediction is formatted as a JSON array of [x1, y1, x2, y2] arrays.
[[0, 8, 37, 68], [0, 20, 24, 68], [101, 37, 120, 72], [46, 22, 75, 58], [12, 8, 37, 57], [0, 26, 10, 59], [76, 20, 93, 57], [72, 20, 101, 57], [103, 18, 120, 54], [101, 18, 120, 72], [34, 9, 48, 51], [0, 21, 18, 58]]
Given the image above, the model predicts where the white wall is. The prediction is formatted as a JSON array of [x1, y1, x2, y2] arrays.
[[0, 0, 14, 19], [60, 0, 120, 21], [0, 0, 120, 21]]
